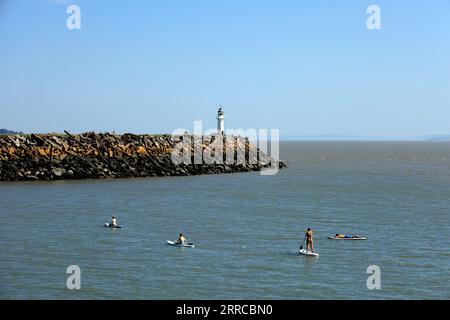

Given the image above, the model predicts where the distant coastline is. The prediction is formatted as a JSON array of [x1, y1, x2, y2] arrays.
[[0, 128, 23, 135], [280, 134, 450, 141], [422, 135, 450, 141]]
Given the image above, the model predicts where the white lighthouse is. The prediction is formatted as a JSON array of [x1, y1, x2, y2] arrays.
[[216, 106, 225, 135]]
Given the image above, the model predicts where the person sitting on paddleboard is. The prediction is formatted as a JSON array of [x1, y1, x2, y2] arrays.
[[110, 215, 117, 227], [306, 228, 314, 252], [176, 233, 186, 244]]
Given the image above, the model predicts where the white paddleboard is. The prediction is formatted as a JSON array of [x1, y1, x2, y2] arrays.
[[166, 240, 195, 248], [327, 236, 367, 240], [299, 249, 319, 257], [104, 223, 123, 229]]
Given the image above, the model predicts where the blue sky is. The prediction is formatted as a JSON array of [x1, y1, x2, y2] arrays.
[[0, 0, 449, 137]]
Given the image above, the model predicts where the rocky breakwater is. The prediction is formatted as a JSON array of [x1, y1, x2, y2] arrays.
[[0, 131, 286, 181]]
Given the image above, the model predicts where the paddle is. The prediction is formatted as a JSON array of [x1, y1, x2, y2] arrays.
[[299, 234, 307, 250]]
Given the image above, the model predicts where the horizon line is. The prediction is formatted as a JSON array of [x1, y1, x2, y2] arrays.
[[1, 129, 450, 141]]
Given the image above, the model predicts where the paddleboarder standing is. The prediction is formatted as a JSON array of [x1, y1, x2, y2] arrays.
[[305, 228, 314, 252], [110, 215, 118, 227]]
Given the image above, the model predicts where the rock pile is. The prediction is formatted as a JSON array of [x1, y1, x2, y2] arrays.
[[0, 132, 286, 181]]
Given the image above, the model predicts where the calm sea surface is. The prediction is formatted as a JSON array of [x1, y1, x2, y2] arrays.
[[1, 141, 450, 299]]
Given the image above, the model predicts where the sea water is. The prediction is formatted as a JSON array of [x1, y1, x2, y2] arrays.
[[1, 141, 449, 299]]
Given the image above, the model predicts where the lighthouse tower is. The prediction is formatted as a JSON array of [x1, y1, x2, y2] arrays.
[[216, 106, 225, 135]]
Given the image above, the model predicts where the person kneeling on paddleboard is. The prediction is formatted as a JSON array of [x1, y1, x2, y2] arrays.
[[110, 215, 118, 227], [306, 228, 314, 252], [176, 233, 186, 245]]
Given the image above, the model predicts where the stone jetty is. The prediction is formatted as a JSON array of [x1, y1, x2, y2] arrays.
[[0, 132, 285, 181]]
